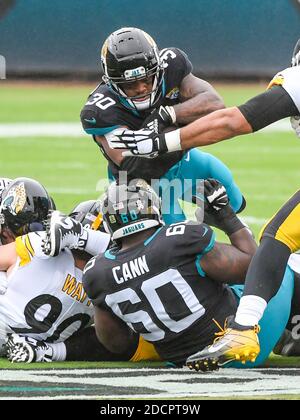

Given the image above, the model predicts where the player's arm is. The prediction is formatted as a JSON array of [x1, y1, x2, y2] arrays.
[[0, 242, 17, 271], [174, 73, 225, 125], [198, 179, 257, 284], [201, 229, 257, 284], [106, 85, 299, 157], [93, 305, 138, 355], [94, 134, 125, 166], [169, 84, 299, 149]]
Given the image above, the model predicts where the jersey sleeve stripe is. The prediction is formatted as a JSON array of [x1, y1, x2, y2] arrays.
[[15, 236, 33, 267], [25, 234, 35, 258]]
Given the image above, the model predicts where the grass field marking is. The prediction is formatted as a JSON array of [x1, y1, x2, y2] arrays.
[[0, 123, 86, 137], [2, 367, 300, 399], [0, 119, 293, 138]]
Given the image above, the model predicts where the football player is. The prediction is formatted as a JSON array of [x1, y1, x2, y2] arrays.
[[45, 178, 259, 366], [80, 27, 245, 224], [1, 197, 113, 362], [4, 198, 160, 364], [105, 39, 300, 156]]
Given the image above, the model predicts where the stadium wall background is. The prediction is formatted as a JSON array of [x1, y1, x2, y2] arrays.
[[0, 0, 300, 79]]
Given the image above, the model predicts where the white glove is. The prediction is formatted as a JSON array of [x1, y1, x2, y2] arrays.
[[290, 115, 300, 138], [105, 127, 182, 158], [105, 128, 163, 158]]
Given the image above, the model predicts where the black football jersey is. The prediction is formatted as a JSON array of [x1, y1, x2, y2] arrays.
[[80, 48, 192, 182], [83, 221, 238, 363]]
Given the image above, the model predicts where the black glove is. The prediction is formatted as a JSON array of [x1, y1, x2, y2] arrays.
[[204, 178, 229, 210], [195, 179, 245, 236], [142, 105, 176, 133]]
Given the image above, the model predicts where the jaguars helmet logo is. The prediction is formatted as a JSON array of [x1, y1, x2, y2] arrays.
[[165, 87, 180, 100], [2, 182, 26, 216]]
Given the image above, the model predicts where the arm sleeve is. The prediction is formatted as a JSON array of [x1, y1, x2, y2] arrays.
[[238, 85, 299, 132]]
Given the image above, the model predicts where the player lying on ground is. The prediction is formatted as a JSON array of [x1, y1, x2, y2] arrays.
[[0, 179, 127, 363], [105, 39, 300, 156]]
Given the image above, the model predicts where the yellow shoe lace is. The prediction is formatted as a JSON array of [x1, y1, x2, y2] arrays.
[[212, 318, 260, 344], [212, 318, 228, 344]]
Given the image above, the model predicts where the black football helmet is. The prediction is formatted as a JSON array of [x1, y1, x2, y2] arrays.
[[101, 27, 164, 111], [101, 179, 164, 241], [0, 177, 55, 236], [69, 200, 103, 231]]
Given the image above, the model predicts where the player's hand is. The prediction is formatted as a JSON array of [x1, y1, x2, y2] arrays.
[[204, 178, 229, 211], [105, 128, 168, 158], [142, 105, 176, 133], [290, 115, 300, 138]]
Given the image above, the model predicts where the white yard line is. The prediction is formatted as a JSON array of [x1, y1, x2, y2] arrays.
[[0, 123, 86, 137], [0, 119, 293, 138]]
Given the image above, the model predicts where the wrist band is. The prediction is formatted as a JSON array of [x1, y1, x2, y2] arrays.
[[165, 129, 182, 152]]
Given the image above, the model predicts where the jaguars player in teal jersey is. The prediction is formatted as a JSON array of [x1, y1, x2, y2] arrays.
[[80, 27, 246, 224]]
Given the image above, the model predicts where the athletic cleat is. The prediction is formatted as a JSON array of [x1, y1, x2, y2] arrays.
[[186, 316, 260, 372], [5, 334, 53, 363], [291, 38, 300, 67], [42, 210, 86, 257]]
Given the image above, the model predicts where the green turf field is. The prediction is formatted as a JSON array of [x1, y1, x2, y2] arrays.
[[1, 81, 300, 399]]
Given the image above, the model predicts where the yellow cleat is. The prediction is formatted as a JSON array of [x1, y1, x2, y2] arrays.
[[186, 316, 260, 372]]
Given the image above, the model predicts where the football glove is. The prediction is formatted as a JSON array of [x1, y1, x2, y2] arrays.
[[204, 178, 229, 211], [105, 128, 182, 158], [195, 179, 245, 236], [105, 128, 167, 158], [290, 115, 300, 138], [5, 334, 53, 363], [142, 105, 176, 133]]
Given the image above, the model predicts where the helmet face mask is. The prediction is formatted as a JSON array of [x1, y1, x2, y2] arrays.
[[0, 178, 55, 236], [101, 179, 164, 241], [101, 27, 164, 110]]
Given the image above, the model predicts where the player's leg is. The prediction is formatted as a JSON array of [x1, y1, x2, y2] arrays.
[[186, 191, 300, 370], [156, 171, 187, 224], [229, 266, 294, 368], [273, 272, 300, 356], [178, 149, 245, 213]]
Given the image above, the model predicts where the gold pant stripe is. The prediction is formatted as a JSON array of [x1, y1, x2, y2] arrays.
[[130, 336, 161, 362], [273, 204, 300, 252]]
